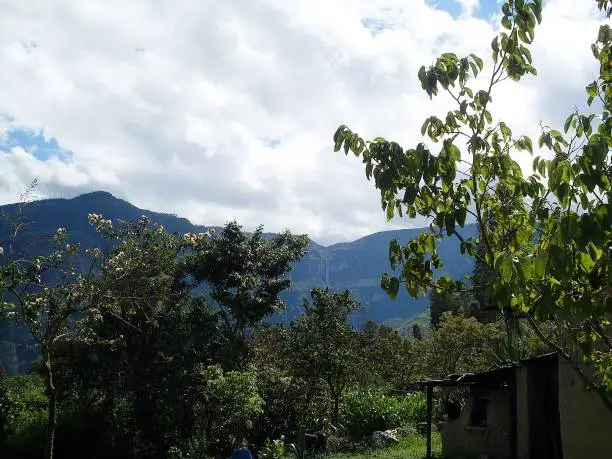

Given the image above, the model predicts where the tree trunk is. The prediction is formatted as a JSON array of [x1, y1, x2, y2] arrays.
[[46, 389, 57, 459], [44, 351, 57, 459], [332, 392, 340, 425], [503, 306, 520, 337]]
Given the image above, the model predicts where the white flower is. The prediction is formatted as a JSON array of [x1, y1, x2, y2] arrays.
[[88, 213, 101, 224], [183, 233, 198, 245]]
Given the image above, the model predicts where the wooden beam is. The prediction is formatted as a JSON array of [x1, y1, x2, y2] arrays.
[[509, 371, 518, 459], [297, 425, 305, 459], [426, 384, 433, 459]]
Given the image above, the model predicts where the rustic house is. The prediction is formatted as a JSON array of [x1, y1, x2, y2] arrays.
[[414, 352, 612, 459]]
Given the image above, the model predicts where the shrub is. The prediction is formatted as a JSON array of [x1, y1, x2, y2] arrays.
[[254, 368, 332, 445], [0, 374, 46, 458], [0, 373, 13, 443], [1, 374, 47, 434], [1, 374, 114, 459], [340, 387, 427, 439], [189, 365, 264, 455], [255, 370, 304, 439], [398, 392, 428, 425], [259, 437, 297, 459]]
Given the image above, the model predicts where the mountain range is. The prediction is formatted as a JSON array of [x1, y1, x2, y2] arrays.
[[0, 191, 477, 374]]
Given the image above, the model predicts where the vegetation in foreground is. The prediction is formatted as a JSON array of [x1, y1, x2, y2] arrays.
[[326, 429, 441, 459], [0, 211, 540, 459]]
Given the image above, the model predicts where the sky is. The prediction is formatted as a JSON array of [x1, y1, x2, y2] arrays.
[[0, 0, 606, 245]]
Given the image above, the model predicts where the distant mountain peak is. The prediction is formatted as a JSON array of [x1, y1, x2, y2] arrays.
[[73, 190, 116, 200], [68, 190, 134, 209]]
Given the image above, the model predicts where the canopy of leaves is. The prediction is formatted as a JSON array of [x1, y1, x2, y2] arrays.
[[0, 213, 309, 458], [283, 288, 361, 421], [183, 221, 309, 334], [414, 313, 502, 379]]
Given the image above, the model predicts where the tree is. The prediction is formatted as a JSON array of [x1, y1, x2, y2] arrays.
[[34, 217, 307, 457], [486, 319, 550, 367], [1, 206, 310, 456], [0, 225, 103, 459], [429, 289, 478, 328], [248, 325, 330, 442], [1, 214, 198, 459], [183, 221, 309, 368], [472, 233, 497, 318], [0, 183, 43, 376], [358, 320, 416, 389], [51, 217, 308, 457], [415, 312, 502, 379], [185, 364, 263, 457], [58, 215, 219, 458], [333, 0, 612, 408], [284, 288, 361, 423]]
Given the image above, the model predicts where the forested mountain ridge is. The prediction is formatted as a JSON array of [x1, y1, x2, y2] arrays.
[[0, 191, 476, 326], [0, 191, 468, 374]]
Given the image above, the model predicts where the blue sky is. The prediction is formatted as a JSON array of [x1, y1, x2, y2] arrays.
[[0, 126, 72, 162], [363, 1, 500, 36], [430, 0, 501, 19]]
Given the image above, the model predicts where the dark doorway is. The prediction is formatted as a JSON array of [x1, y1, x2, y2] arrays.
[[526, 356, 563, 459]]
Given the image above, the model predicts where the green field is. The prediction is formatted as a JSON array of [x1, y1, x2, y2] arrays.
[[326, 433, 441, 459]]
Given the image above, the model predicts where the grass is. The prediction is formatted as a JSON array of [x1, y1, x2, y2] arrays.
[[325, 432, 442, 459]]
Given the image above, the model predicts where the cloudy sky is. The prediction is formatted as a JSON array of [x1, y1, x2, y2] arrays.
[[0, 0, 605, 244]]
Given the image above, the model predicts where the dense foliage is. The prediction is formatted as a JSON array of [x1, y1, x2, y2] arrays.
[[0, 205, 520, 458], [340, 388, 426, 440], [283, 289, 361, 423]]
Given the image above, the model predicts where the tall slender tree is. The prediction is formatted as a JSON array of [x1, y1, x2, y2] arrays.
[[183, 221, 309, 369], [334, 0, 612, 408]]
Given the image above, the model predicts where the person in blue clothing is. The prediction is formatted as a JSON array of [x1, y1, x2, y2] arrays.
[[229, 446, 253, 459]]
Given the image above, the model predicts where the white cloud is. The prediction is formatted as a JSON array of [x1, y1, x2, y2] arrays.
[[455, 0, 480, 16], [0, 0, 605, 244]]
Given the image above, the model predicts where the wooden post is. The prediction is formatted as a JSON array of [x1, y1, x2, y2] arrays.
[[426, 384, 433, 459], [297, 425, 305, 459], [509, 371, 518, 459]]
